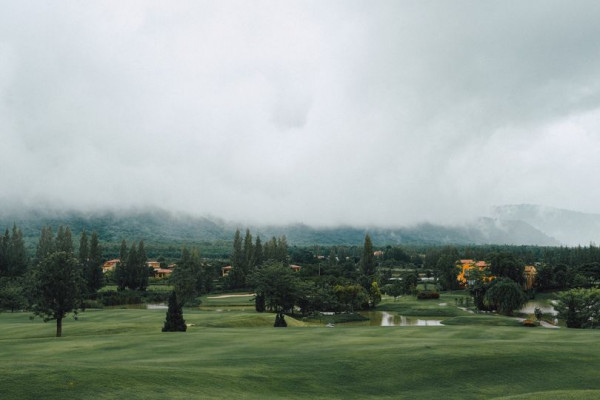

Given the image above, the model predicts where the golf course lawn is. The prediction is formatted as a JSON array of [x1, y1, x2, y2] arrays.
[[1, 305, 599, 400]]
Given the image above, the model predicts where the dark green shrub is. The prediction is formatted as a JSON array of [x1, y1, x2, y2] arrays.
[[417, 290, 440, 300], [98, 290, 142, 306], [81, 299, 103, 309], [274, 312, 287, 327], [162, 292, 187, 332], [143, 291, 170, 303]]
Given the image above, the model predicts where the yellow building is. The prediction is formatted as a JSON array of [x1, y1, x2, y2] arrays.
[[523, 265, 537, 290], [456, 259, 494, 287], [102, 259, 120, 273]]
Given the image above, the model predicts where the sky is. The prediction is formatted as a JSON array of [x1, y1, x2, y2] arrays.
[[1, 1, 600, 227]]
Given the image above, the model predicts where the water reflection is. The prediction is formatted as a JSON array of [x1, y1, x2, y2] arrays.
[[105, 303, 167, 310], [519, 301, 557, 316], [360, 311, 443, 326]]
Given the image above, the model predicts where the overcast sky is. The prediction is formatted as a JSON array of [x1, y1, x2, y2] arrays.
[[1, 1, 600, 226]]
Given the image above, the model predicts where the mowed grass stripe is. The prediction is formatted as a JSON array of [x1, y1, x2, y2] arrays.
[[1, 309, 600, 399]]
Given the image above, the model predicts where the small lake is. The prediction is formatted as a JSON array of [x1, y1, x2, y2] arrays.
[[359, 311, 443, 326], [519, 300, 557, 316], [105, 303, 167, 310]]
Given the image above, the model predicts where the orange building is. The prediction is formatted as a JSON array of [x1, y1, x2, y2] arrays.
[[154, 268, 173, 278], [102, 259, 120, 273], [456, 259, 494, 287], [523, 265, 537, 290], [147, 261, 161, 269], [102, 259, 170, 276]]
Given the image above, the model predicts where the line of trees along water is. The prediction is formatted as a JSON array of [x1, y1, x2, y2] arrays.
[[3, 223, 600, 335]]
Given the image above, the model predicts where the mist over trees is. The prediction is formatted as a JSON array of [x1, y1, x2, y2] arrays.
[[3, 217, 600, 333]]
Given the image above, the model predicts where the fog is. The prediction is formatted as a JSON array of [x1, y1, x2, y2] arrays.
[[2, 1, 600, 227]]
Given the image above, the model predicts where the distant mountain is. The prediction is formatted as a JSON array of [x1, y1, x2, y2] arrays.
[[493, 204, 600, 246], [255, 218, 558, 247], [0, 206, 559, 249], [0, 208, 231, 249]]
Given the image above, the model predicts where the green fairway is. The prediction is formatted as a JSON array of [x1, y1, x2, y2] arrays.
[[199, 293, 256, 310], [1, 307, 599, 399]]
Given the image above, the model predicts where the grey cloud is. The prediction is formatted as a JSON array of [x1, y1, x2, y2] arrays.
[[1, 1, 600, 226]]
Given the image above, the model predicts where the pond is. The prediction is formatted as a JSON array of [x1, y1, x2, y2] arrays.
[[358, 311, 443, 326], [519, 300, 557, 316], [105, 303, 167, 310]]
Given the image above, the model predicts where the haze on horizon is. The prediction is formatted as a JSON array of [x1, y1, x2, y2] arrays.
[[2, 1, 600, 227]]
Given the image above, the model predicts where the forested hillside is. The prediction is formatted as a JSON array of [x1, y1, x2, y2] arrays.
[[0, 207, 559, 256]]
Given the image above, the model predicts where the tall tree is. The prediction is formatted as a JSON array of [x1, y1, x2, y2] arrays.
[[263, 237, 278, 261], [137, 240, 148, 290], [84, 231, 103, 293], [29, 251, 84, 337], [277, 235, 289, 266], [56, 226, 74, 255], [232, 229, 244, 268], [243, 229, 254, 272], [78, 230, 89, 265], [2, 224, 28, 277], [115, 240, 129, 290], [171, 247, 203, 305], [0, 229, 8, 276], [126, 242, 139, 290], [119, 239, 128, 261], [35, 226, 55, 264], [360, 234, 375, 277], [254, 235, 263, 268], [115, 240, 149, 291], [229, 230, 245, 288]]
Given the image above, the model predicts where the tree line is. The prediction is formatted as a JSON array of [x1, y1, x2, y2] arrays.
[[0, 225, 105, 336], [5, 221, 600, 332]]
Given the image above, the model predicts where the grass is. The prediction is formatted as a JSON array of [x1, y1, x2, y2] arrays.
[[377, 293, 465, 317], [0, 290, 595, 398], [198, 293, 256, 310], [441, 315, 523, 326], [1, 303, 600, 399]]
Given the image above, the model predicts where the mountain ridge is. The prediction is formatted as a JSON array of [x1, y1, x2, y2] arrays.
[[492, 204, 600, 246], [0, 205, 561, 248]]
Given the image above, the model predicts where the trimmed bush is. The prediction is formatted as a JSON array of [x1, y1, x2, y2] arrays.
[[417, 291, 440, 300], [274, 313, 287, 327], [162, 292, 187, 332], [98, 291, 142, 306]]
